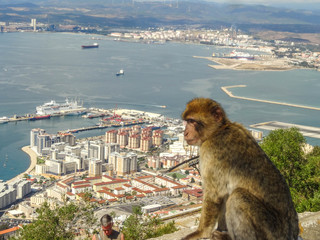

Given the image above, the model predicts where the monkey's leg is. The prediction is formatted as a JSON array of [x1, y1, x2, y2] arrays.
[[224, 188, 281, 240], [182, 196, 222, 240]]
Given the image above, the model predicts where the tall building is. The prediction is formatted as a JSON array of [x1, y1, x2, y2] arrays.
[[141, 127, 152, 138], [30, 128, 45, 148], [105, 143, 120, 163], [109, 152, 137, 176], [116, 152, 137, 176], [88, 158, 102, 177], [140, 136, 152, 152], [131, 125, 141, 135], [117, 130, 128, 148], [152, 129, 163, 146], [128, 134, 140, 149], [88, 140, 105, 162], [37, 134, 52, 154], [31, 18, 36, 31], [59, 133, 76, 146], [105, 129, 118, 143]]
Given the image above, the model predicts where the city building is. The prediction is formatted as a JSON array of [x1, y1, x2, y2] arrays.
[[109, 152, 137, 176], [105, 143, 120, 163], [88, 140, 105, 162], [30, 128, 45, 149], [88, 158, 102, 177], [105, 129, 118, 143]]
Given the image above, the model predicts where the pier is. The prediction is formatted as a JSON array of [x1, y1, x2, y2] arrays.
[[221, 85, 320, 111], [5, 107, 88, 123], [59, 120, 146, 134], [250, 121, 320, 139]]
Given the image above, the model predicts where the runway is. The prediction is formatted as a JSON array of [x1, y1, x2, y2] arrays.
[[250, 121, 320, 139]]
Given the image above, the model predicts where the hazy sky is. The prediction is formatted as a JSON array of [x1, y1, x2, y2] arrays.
[[208, 0, 320, 3], [205, 0, 320, 10]]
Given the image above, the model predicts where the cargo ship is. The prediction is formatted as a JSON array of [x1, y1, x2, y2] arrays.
[[29, 114, 51, 121], [36, 99, 84, 115], [81, 43, 99, 49]]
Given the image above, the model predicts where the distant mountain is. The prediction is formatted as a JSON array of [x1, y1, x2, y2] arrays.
[[1, 0, 320, 34]]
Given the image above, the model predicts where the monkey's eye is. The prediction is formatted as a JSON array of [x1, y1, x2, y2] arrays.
[[185, 119, 203, 126]]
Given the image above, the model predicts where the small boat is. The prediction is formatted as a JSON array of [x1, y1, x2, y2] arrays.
[[116, 69, 124, 76], [81, 43, 99, 49], [0, 116, 9, 124]]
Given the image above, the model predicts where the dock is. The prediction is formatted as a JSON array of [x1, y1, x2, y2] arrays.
[[250, 121, 320, 139], [221, 85, 320, 111], [6, 108, 88, 123]]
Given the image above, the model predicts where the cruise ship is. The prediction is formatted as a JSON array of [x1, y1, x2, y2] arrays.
[[36, 99, 84, 115]]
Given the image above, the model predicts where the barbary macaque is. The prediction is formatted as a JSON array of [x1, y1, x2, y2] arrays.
[[181, 98, 299, 240]]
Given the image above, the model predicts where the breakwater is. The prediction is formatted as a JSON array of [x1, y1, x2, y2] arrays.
[[221, 85, 320, 111]]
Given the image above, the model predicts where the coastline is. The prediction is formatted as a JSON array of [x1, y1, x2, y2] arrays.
[[6, 146, 37, 184]]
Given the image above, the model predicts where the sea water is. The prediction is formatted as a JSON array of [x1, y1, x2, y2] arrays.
[[0, 32, 319, 181]]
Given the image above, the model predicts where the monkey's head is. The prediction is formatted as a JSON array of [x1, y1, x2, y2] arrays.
[[182, 98, 228, 146]]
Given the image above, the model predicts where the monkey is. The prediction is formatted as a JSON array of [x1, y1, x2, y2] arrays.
[[181, 98, 299, 240]]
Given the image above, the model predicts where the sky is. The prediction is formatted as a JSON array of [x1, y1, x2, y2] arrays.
[[204, 0, 320, 10]]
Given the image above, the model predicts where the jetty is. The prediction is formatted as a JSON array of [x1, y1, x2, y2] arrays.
[[221, 85, 320, 111]]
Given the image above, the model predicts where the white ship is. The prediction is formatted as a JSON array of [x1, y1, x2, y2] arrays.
[[36, 99, 83, 115], [0, 116, 9, 124], [116, 69, 124, 76]]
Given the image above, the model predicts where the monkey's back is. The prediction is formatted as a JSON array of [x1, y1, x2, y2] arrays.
[[200, 121, 298, 234]]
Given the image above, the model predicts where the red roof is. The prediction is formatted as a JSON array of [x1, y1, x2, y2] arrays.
[[73, 184, 92, 189], [135, 194, 145, 198], [153, 188, 169, 192], [183, 189, 203, 197], [73, 180, 90, 185], [85, 176, 102, 181], [94, 179, 128, 186]]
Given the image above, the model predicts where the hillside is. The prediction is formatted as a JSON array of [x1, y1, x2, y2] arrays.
[[1, 0, 320, 35]]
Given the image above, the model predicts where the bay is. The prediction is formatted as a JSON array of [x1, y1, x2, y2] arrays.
[[0, 32, 319, 181]]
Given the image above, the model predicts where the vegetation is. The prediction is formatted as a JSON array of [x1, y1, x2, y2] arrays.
[[11, 195, 98, 240], [260, 127, 320, 212], [122, 206, 178, 240]]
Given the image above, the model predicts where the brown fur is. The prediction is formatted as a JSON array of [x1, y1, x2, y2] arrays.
[[181, 98, 299, 240]]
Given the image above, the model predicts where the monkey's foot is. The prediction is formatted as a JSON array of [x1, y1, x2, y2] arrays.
[[211, 230, 232, 240]]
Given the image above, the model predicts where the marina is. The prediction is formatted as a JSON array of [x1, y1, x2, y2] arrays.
[[250, 121, 320, 139]]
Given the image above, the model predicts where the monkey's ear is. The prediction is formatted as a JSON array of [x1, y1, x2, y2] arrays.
[[211, 106, 223, 123]]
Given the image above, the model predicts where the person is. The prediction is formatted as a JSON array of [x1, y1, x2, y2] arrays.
[[92, 214, 124, 240]]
